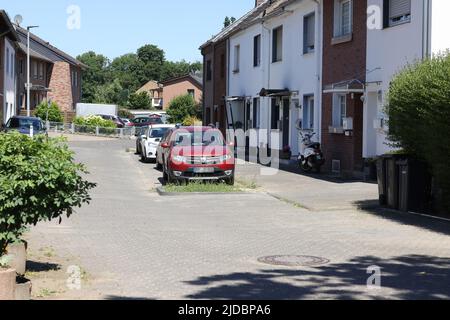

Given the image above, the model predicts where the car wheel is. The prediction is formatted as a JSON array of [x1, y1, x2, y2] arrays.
[[226, 175, 235, 186]]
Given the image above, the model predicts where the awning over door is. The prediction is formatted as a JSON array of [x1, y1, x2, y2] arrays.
[[259, 88, 292, 97], [323, 79, 365, 94]]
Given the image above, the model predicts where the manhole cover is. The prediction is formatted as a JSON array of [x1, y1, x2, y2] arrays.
[[258, 255, 330, 267]]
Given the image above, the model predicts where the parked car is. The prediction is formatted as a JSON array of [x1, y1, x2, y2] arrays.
[[159, 126, 235, 185], [97, 114, 125, 128], [140, 124, 176, 163], [129, 116, 163, 128], [120, 118, 131, 126], [1, 116, 46, 135]]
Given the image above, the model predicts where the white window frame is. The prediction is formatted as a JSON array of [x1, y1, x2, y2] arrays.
[[272, 26, 283, 63], [303, 95, 315, 130], [332, 94, 347, 127], [303, 13, 316, 54], [334, 0, 353, 38]]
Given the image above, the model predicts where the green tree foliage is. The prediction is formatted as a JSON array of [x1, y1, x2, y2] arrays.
[[127, 92, 152, 110], [386, 52, 450, 210], [224, 16, 236, 28], [167, 94, 199, 124], [76, 51, 111, 103], [78, 45, 201, 107], [0, 133, 96, 256], [34, 101, 63, 123]]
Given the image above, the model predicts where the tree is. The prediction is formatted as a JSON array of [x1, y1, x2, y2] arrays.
[[137, 44, 166, 83], [93, 79, 129, 106], [110, 53, 145, 91], [386, 52, 450, 211], [127, 92, 152, 110], [160, 60, 202, 81], [224, 16, 236, 28], [34, 101, 63, 123], [166, 94, 199, 124], [76, 51, 111, 103]]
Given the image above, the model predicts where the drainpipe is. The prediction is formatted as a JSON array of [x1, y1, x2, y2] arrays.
[[312, 0, 322, 144], [422, 0, 432, 59], [262, 21, 271, 148]]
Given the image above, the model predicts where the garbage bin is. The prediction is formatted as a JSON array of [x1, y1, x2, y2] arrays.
[[397, 158, 432, 213], [376, 158, 387, 205], [385, 156, 399, 210]]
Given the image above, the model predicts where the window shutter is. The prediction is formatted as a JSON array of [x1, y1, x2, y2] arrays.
[[389, 0, 411, 19]]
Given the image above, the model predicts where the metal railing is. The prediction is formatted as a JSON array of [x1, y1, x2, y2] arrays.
[[45, 121, 145, 139]]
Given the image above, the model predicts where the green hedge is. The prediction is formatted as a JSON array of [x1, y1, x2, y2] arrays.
[[35, 101, 64, 123], [386, 52, 450, 210]]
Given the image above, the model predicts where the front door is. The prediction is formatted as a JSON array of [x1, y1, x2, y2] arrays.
[[282, 98, 290, 149]]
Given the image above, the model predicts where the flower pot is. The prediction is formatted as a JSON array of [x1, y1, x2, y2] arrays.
[[7, 242, 27, 276], [15, 276, 32, 301], [0, 268, 16, 300]]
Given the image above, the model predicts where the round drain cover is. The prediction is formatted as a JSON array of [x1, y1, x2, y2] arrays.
[[258, 255, 330, 267]]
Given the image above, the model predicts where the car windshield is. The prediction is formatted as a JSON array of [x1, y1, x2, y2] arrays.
[[7, 118, 42, 130], [149, 128, 170, 138], [173, 130, 225, 147], [149, 118, 163, 124]]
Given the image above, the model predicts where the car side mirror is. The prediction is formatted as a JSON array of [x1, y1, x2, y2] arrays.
[[161, 142, 170, 149]]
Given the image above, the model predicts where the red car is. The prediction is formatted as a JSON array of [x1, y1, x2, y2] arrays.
[[160, 126, 235, 185]]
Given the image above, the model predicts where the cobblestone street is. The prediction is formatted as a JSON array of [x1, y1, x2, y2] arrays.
[[28, 135, 450, 300]]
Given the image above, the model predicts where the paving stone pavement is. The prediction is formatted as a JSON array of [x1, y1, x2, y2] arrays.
[[29, 135, 450, 300]]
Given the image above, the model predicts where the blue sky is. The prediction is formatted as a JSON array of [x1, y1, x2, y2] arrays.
[[1, 0, 253, 62]]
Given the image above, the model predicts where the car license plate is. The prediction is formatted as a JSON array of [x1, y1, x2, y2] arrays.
[[193, 167, 214, 173]]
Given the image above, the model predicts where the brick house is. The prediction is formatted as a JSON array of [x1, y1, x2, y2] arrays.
[[136, 80, 163, 109], [159, 73, 203, 110], [0, 10, 18, 125], [14, 25, 86, 114]]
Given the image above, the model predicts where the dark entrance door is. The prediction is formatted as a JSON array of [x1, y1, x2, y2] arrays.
[[282, 99, 290, 148]]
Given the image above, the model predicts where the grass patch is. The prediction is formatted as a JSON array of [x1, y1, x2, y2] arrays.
[[236, 178, 259, 190], [163, 182, 243, 193]]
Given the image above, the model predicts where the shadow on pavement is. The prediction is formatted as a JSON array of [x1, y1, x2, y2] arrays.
[[26, 260, 61, 273], [103, 295, 155, 301], [355, 200, 450, 237], [185, 255, 450, 300]]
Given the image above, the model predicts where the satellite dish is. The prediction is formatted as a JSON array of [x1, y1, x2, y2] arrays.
[[14, 15, 23, 26]]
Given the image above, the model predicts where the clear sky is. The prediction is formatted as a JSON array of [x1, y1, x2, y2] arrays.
[[1, 0, 254, 63]]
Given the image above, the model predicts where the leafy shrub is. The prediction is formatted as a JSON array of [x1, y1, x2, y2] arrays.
[[127, 92, 152, 110], [118, 108, 133, 120], [182, 115, 202, 126], [0, 132, 96, 257], [386, 52, 450, 210], [73, 115, 116, 129], [35, 101, 63, 123], [166, 94, 199, 124]]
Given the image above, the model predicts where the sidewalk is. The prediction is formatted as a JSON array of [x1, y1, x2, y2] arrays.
[[236, 160, 379, 211]]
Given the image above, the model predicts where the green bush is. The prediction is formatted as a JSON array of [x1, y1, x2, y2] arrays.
[[35, 101, 63, 123], [0, 132, 96, 257], [166, 94, 199, 124], [386, 51, 450, 210], [127, 92, 152, 110], [73, 115, 116, 129], [182, 115, 202, 126], [118, 108, 133, 120]]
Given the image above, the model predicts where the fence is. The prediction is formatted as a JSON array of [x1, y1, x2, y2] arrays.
[[46, 121, 147, 139]]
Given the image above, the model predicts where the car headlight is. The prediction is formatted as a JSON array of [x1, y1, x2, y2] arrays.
[[172, 155, 187, 163], [220, 154, 232, 162]]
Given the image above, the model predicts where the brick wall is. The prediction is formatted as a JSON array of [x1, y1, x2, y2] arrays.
[[47, 61, 74, 112], [321, 0, 367, 176]]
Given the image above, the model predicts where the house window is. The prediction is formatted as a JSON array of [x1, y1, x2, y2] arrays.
[[272, 26, 283, 62], [303, 96, 315, 129], [384, 0, 411, 27], [206, 60, 212, 81], [32, 61, 38, 79], [332, 94, 347, 127], [187, 89, 195, 98], [303, 13, 315, 54], [6, 48, 9, 75], [233, 45, 240, 73], [253, 98, 260, 129], [19, 59, 24, 74], [253, 34, 261, 67], [39, 63, 44, 80], [10, 52, 14, 78], [334, 0, 352, 38]]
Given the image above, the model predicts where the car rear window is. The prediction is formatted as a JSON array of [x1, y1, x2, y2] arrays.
[[149, 128, 169, 138], [173, 130, 225, 147]]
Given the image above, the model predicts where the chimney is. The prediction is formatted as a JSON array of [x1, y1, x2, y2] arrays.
[[255, 0, 265, 7]]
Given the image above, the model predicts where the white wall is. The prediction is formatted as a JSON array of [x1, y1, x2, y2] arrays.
[[431, 0, 450, 54], [76, 103, 118, 117], [228, 0, 321, 155], [364, 0, 426, 157], [3, 38, 16, 123]]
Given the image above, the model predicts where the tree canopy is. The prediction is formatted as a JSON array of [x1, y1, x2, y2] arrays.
[[77, 45, 202, 108]]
